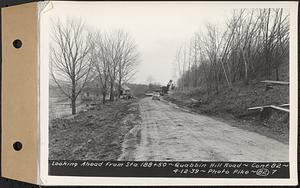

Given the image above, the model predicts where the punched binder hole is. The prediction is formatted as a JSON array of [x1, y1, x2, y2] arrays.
[[13, 39, 22, 49], [13, 141, 22, 151]]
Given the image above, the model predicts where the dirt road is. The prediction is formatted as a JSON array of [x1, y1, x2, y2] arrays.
[[119, 97, 288, 162]]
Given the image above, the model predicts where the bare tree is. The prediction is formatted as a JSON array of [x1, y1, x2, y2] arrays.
[[115, 31, 140, 98], [90, 32, 111, 103], [50, 19, 93, 114], [91, 30, 139, 102], [175, 8, 289, 94]]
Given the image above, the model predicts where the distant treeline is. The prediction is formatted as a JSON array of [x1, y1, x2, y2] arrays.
[[175, 9, 289, 93], [127, 83, 163, 98], [127, 84, 149, 97]]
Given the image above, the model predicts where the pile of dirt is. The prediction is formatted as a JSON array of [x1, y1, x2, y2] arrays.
[[49, 99, 141, 160], [165, 79, 289, 143]]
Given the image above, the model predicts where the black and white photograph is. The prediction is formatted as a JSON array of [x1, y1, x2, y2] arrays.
[[38, 1, 298, 185]]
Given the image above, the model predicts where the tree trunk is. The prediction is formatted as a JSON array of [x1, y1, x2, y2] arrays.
[[71, 98, 76, 115], [109, 82, 114, 101], [244, 62, 248, 85], [102, 93, 106, 104], [242, 51, 249, 85], [265, 9, 271, 80], [118, 79, 122, 98], [276, 66, 279, 81], [71, 80, 76, 115]]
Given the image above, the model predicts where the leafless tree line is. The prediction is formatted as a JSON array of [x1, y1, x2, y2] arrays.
[[50, 19, 140, 114], [91, 30, 139, 102], [175, 8, 289, 94]]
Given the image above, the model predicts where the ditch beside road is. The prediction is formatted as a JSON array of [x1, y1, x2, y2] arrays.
[[119, 97, 288, 161]]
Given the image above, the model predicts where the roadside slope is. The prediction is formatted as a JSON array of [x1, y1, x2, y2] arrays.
[[166, 62, 289, 143], [49, 99, 141, 160]]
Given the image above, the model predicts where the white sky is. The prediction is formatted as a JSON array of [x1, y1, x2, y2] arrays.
[[42, 1, 293, 85]]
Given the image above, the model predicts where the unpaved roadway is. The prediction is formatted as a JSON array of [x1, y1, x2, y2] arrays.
[[119, 97, 288, 161]]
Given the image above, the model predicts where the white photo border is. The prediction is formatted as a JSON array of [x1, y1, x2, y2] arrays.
[[38, 1, 298, 186]]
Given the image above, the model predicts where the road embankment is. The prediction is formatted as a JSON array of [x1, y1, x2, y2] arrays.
[[164, 82, 289, 144], [49, 99, 141, 160]]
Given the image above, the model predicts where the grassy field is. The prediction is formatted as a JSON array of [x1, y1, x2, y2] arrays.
[[49, 99, 141, 160]]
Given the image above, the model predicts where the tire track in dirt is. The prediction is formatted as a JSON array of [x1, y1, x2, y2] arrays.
[[119, 97, 288, 161]]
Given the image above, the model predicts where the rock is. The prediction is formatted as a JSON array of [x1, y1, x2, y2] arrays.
[[72, 145, 83, 154], [111, 141, 118, 147], [128, 107, 136, 112], [86, 122, 94, 126]]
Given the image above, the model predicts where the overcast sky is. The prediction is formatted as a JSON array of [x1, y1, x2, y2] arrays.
[[42, 1, 292, 85]]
